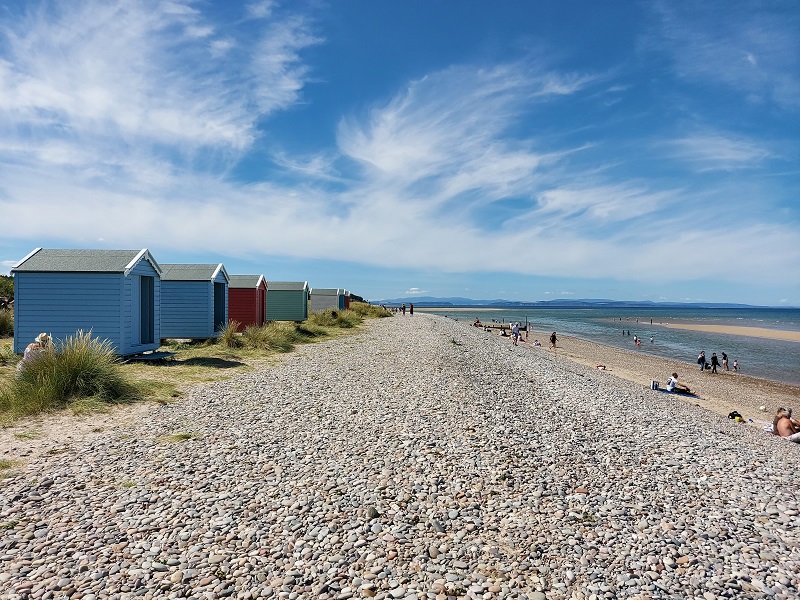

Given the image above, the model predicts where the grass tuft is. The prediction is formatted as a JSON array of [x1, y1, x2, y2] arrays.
[[219, 321, 242, 348], [0, 343, 18, 367], [349, 302, 393, 318], [307, 308, 361, 329], [0, 330, 140, 419], [0, 309, 13, 337]]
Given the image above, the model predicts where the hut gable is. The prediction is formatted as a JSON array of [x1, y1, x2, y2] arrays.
[[266, 281, 309, 322], [160, 263, 229, 339], [228, 275, 266, 289], [228, 274, 267, 331], [11, 248, 161, 355]]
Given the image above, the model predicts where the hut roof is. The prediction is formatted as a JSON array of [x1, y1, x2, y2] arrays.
[[228, 275, 266, 289], [268, 281, 308, 291], [161, 263, 229, 283], [311, 288, 341, 296], [12, 248, 161, 276]]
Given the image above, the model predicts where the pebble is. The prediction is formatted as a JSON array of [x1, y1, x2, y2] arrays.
[[0, 315, 798, 599]]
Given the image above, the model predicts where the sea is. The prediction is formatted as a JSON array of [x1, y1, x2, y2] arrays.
[[420, 307, 800, 387]]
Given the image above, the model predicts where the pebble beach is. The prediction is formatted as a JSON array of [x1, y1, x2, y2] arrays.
[[1, 313, 799, 600]]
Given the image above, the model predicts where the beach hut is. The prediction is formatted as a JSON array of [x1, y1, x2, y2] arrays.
[[228, 275, 267, 331], [310, 288, 344, 313], [265, 281, 309, 321], [11, 248, 162, 355], [342, 289, 351, 310], [160, 263, 229, 339]]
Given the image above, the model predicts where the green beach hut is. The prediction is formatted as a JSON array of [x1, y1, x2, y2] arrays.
[[266, 281, 309, 322]]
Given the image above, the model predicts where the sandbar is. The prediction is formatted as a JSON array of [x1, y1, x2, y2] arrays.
[[415, 307, 502, 312], [656, 323, 800, 342]]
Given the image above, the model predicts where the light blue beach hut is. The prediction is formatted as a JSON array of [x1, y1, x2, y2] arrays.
[[265, 281, 309, 321], [160, 263, 229, 339], [11, 248, 162, 355]]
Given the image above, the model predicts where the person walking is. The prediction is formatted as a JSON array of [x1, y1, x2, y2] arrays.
[[401, 303, 406, 316], [710, 352, 720, 374], [697, 351, 707, 371], [549, 331, 558, 350], [722, 352, 729, 371]]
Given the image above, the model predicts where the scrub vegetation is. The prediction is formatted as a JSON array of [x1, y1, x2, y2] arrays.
[[0, 309, 13, 337], [0, 331, 140, 421]]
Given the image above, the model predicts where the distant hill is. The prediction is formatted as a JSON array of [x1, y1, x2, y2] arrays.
[[371, 296, 767, 309]]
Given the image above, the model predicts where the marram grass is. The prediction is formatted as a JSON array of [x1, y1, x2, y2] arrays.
[[0, 308, 13, 337], [0, 330, 140, 418], [220, 321, 243, 349]]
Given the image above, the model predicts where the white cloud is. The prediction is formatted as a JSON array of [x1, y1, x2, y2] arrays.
[[404, 288, 427, 295], [247, 1, 276, 20], [0, 0, 318, 158], [664, 131, 773, 171], [0, 4, 796, 296], [646, 2, 800, 109]]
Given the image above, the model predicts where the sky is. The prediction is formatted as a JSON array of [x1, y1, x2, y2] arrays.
[[0, 1, 798, 306]]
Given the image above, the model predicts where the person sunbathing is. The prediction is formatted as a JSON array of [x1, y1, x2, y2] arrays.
[[773, 408, 800, 442], [665, 372, 692, 395]]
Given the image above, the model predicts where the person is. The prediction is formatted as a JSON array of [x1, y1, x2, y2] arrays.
[[721, 352, 729, 371], [633, 335, 638, 344], [697, 351, 707, 371], [533, 339, 541, 346], [733, 359, 739, 372], [773, 408, 800, 442], [473, 317, 482, 327], [650, 337, 654, 344], [549, 332, 557, 349], [409, 303, 414, 316], [710, 352, 720, 374], [17, 332, 50, 377], [510, 322, 519, 345], [665, 372, 692, 395], [401, 303, 406, 316]]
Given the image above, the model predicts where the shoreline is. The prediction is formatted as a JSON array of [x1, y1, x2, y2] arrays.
[[462, 321, 800, 427]]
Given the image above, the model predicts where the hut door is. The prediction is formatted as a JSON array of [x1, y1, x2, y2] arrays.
[[213, 283, 226, 331], [259, 288, 266, 325], [140, 276, 155, 344]]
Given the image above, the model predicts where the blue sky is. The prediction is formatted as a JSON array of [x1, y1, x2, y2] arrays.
[[1, 1, 798, 306]]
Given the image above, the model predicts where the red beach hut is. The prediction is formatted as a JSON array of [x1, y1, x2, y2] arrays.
[[228, 275, 267, 331]]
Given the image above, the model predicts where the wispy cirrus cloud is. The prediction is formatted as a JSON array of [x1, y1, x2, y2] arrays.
[[0, 0, 318, 157], [337, 64, 594, 185], [663, 131, 773, 171], [645, 1, 800, 109]]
